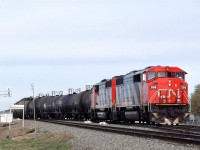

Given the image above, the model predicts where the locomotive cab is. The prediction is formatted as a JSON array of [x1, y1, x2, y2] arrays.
[[145, 66, 190, 125]]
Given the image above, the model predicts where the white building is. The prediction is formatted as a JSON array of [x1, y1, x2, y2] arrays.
[[0, 111, 13, 123]]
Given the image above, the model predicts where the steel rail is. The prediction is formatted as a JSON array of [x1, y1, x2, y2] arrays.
[[133, 124, 200, 136]]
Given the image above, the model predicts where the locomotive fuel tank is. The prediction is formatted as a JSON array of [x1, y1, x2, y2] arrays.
[[97, 112, 107, 119], [125, 111, 139, 120]]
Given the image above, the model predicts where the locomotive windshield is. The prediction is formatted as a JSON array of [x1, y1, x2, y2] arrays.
[[147, 72, 156, 80], [158, 72, 166, 78], [167, 72, 184, 80], [167, 72, 175, 78], [176, 72, 185, 80], [147, 71, 185, 81]]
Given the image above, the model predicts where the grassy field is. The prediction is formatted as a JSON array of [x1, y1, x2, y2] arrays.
[[0, 132, 71, 150]]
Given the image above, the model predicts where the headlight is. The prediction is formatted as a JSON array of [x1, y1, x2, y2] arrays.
[[150, 86, 157, 89], [181, 85, 187, 89]]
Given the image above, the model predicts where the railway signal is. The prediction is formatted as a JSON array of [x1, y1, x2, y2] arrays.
[[0, 88, 12, 97]]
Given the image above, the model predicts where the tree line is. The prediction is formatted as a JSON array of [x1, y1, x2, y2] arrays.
[[190, 84, 200, 115]]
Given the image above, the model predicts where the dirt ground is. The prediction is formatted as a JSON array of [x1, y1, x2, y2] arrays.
[[0, 121, 35, 140], [0, 121, 72, 150]]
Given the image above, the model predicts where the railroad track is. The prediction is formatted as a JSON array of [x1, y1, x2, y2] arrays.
[[133, 124, 200, 136], [39, 119, 200, 145], [100, 121, 200, 136]]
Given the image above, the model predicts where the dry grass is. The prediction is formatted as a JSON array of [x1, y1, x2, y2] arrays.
[[0, 123, 9, 127], [0, 121, 73, 150]]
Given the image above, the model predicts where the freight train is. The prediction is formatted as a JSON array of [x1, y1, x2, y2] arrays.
[[13, 66, 190, 125]]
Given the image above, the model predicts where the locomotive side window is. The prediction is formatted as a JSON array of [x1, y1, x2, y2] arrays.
[[133, 74, 141, 82], [106, 80, 111, 87], [148, 72, 156, 80], [176, 72, 184, 80], [116, 77, 123, 85], [95, 85, 99, 92], [158, 72, 166, 78], [167, 72, 175, 78]]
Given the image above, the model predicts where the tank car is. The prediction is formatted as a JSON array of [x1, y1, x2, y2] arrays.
[[35, 96, 52, 119], [64, 90, 91, 119], [14, 89, 92, 120], [54, 95, 70, 119], [45, 95, 61, 119], [13, 97, 32, 119]]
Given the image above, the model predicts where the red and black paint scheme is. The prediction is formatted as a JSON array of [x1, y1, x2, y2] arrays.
[[13, 66, 190, 125]]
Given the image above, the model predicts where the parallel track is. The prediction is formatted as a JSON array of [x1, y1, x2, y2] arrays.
[[134, 124, 200, 136], [39, 120, 200, 145]]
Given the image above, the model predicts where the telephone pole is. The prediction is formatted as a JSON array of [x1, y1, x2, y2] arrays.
[[31, 83, 36, 134]]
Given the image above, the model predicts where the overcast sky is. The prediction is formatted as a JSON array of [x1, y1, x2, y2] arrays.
[[0, 0, 199, 111]]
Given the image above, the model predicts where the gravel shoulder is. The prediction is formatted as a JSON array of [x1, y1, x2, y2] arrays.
[[18, 120, 199, 150]]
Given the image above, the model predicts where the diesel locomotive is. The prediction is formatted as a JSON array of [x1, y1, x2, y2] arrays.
[[13, 66, 190, 125]]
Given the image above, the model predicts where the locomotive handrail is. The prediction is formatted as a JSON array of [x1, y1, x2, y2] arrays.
[[148, 89, 177, 112], [183, 90, 191, 112], [183, 91, 189, 102], [148, 90, 159, 112], [148, 89, 169, 112], [183, 90, 189, 102]]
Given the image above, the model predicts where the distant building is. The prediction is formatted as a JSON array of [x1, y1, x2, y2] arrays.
[[0, 110, 13, 123]]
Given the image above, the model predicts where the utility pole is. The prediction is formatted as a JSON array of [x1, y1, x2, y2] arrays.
[[31, 83, 36, 134]]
